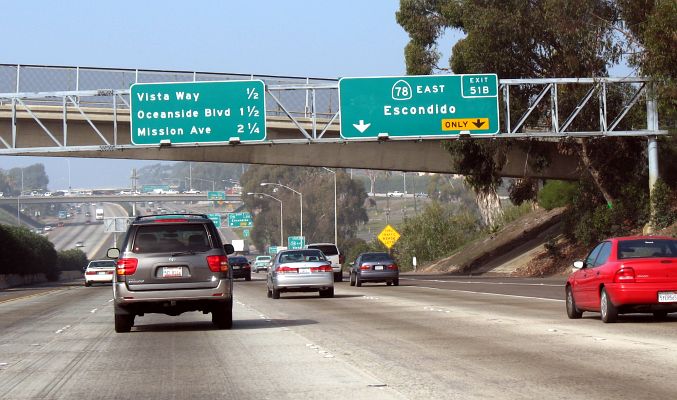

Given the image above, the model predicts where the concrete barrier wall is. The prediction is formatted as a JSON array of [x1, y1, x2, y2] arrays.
[[0, 270, 83, 290]]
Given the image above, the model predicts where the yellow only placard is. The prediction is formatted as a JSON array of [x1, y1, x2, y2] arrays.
[[441, 118, 489, 131], [378, 224, 401, 249]]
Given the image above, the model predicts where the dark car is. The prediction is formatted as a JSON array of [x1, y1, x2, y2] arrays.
[[566, 236, 677, 323], [228, 256, 251, 281], [350, 252, 399, 287], [107, 214, 235, 333]]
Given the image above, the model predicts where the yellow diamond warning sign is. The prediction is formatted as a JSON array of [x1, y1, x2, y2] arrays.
[[378, 224, 401, 249], [441, 118, 489, 131]]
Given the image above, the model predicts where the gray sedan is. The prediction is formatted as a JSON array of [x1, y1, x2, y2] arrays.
[[267, 249, 334, 299], [350, 252, 399, 287]]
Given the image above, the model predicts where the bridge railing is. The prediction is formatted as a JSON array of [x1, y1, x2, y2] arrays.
[[0, 63, 340, 119]]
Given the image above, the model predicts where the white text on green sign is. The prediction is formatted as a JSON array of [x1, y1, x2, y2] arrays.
[[339, 74, 499, 139], [131, 80, 266, 145], [228, 212, 253, 228]]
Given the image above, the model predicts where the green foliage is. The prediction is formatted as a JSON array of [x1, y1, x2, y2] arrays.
[[565, 182, 650, 245], [538, 180, 578, 210], [392, 202, 481, 270], [2, 164, 50, 195], [651, 179, 677, 230], [0, 224, 58, 277], [58, 249, 89, 271]]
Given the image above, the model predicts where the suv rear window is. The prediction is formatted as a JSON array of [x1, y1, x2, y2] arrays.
[[228, 256, 248, 264], [306, 245, 338, 256], [133, 224, 211, 253]]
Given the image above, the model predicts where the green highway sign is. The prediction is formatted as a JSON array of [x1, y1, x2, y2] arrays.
[[207, 191, 226, 200], [339, 74, 499, 139], [288, 236, 305, 250], [268, 246, 278, 255], [131, 80, 266, 145], [141, 184, 170, 193], [207, 213, 222, 228], [227, 212, 253, 228]]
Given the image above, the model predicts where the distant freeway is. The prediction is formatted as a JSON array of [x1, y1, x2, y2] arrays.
[[0, 193, 241, 205]]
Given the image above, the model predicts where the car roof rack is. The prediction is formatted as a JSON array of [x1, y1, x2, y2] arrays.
[[134, 213, 210, 221]]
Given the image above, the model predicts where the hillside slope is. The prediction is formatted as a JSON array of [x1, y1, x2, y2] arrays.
[[419, 207, 566, 275]]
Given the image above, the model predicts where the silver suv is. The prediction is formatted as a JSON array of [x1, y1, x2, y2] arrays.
[[107, 214, 234, 333]]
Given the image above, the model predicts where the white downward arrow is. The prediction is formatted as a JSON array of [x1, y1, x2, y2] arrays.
[[353, 120, 371, 133]]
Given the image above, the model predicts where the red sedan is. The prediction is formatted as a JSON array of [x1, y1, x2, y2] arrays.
[[566, 236, 677, 322]]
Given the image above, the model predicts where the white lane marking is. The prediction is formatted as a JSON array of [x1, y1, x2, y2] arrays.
[[108, 299, 113, 303], [401, 278, 563, 287], [411, 285, 564, 302], [90, 308, 98, 313]]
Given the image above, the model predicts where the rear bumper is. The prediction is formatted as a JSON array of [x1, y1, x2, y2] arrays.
[[114, 279, 232, 304], [232, 268, 251, 278], [274, 273, 334, 290], [85, 274, 114, 283], [606, 283, 677, 311], [359, 271, 399, 282]]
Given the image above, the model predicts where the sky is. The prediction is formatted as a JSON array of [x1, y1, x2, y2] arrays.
[[2, 0, 456, 188]]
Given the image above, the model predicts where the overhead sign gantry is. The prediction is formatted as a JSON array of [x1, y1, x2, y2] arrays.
[[339, 74, 499, 139]]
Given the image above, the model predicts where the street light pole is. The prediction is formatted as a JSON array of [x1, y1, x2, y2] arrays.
[[260, 182, 302, 238], [322, 167, 337, 245], [248, 192, 283, 246]]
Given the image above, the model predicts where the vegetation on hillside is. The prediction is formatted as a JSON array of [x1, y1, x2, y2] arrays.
[[397, 0, 676, 250]]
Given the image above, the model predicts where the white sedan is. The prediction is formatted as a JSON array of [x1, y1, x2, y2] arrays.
[[84, 260, 117, 287]]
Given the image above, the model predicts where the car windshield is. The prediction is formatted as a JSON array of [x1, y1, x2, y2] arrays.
[[617, 239, 677, 259], [89, 260, 116, 268], [361, 253, 393, 263], [279, 250, 326, 263], [133, 224, 211, 253], [306, 245, 338, 256]]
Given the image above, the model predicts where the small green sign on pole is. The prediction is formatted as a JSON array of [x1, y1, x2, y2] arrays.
[[339, 74, 499, 139], [268, 246, 278, 255], [207, 213, 221, 228], [131, 80, 267, 145], [243, 229, 250, 238], [287, 236, 305, 250]]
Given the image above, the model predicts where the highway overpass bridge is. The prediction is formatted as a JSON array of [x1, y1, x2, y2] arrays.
[[0, 64, 667, 180]]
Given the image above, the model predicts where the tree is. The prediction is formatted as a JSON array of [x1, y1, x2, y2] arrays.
[[397, 1, 673, 230]]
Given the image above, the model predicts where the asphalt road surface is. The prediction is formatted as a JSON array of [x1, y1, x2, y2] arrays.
[[1, 274, 675, 399]]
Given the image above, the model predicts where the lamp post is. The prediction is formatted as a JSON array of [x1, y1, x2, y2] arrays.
[[248, 192, 283, 246], [260, 182, 302, 237], [322, 167, 337, 245]]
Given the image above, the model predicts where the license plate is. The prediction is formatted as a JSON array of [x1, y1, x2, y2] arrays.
[[658, 291, 677, 303], [97, 271, 107, 275], [233, 266, 240, 270], [374, 265, 384, 271], [299, 268, 311, 274], [162, 267, 183, 278]]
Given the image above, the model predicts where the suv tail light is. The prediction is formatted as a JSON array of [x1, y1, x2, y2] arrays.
[[311, 264, 333, 273], [276, 265, 298, 274], [360, 264, 371, 270], [614, 267, 636, 283], [339, 254, 345, 264], [117, 258, 138, 275], [207, 255, 229, 272], [387, 264, 398, 270]]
